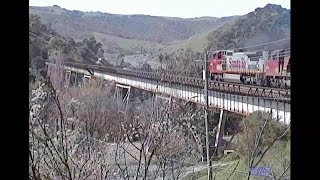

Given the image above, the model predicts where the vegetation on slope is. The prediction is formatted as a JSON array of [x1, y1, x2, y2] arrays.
[[30, 5, 235, 44], [183, 111, 290, 180], [30, 4, 291, 74], [30, 5, 237, 55], [29, 14, 110, 81], [206, 4, 290, 51], [92, 32, 165, 54], [29, 14, 60, 78]]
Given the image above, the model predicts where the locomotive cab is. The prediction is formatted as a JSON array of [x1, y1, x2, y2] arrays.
[[208, 50, 225, 81]]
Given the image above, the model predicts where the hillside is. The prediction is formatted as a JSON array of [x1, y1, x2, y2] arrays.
[[29, 5, 236, 44], [29, 14, 62, 62], [205, 4, 290, 51], [30, 13, 112, 69], [29, 4, 290, 71], [162, 27, 219, 54], [162, 4, 290, 54], [29, 6, 236, 55], [91, 32, 165, 54]]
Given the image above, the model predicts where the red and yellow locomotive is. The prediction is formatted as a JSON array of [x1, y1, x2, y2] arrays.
[[208, 49, 290, 88]]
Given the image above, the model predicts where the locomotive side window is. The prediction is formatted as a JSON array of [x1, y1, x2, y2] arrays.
[[227, 52, 233, 56], [256, 51, 262, 57]]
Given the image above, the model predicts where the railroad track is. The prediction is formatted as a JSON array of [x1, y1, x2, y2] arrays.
[[46, 60, 290, 100]]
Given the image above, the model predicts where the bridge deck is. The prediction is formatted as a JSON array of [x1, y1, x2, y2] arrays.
[[63, 65, 290, 124], [60, 61, 290, 100]]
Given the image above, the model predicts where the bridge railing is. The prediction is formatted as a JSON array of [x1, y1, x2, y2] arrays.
[[46, 61, 290, 101]]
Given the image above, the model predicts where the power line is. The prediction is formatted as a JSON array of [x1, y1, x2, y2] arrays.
[[208, 38, 290, 52], [202, 50, 291, 63], [214, 50, 291, 61], [29, 32, 49, 43], [29, 31, 61, 41], [229, 38, 290, 51]]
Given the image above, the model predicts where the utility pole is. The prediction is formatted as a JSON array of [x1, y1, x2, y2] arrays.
[[204, 51, 212, 180]]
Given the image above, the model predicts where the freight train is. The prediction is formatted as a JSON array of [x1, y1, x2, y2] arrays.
[[208, 49, 290, 88], [45, 48, 290, 89]]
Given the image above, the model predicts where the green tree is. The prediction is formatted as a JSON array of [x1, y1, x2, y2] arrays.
[[236, 111, 290, 165], [75, 36, 105, 63]]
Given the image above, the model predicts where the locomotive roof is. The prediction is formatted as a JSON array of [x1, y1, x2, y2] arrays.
[[244, 51, 259, 55], [213, 49, 283, 55], [270, 49, 285, 55]]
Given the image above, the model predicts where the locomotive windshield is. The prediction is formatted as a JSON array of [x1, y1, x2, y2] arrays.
[[217, 51, 222, 59]]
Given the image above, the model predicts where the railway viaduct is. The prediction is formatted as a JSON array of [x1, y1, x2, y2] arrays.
[[46, 60, 290, 156], [46, 61, 290, 124]]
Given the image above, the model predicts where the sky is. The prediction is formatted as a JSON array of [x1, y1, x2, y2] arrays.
[[29, 0, 290, 18]]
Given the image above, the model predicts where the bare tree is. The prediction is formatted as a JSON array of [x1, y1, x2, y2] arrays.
[[31, 72, 262, 180], [107, 96, 206, 179], [47, 51, 66, 91], [29, 81, 117, 180]]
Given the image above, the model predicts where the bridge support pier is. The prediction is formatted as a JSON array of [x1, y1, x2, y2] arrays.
[[74, 71, 78, 87], [83, 74, 91, 84], [214, 109, 227, 156], [65, 70, 71, 88], [115, 84, 131, 114], [66, 70, 93, 88], [155, 94, 172, 107]]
